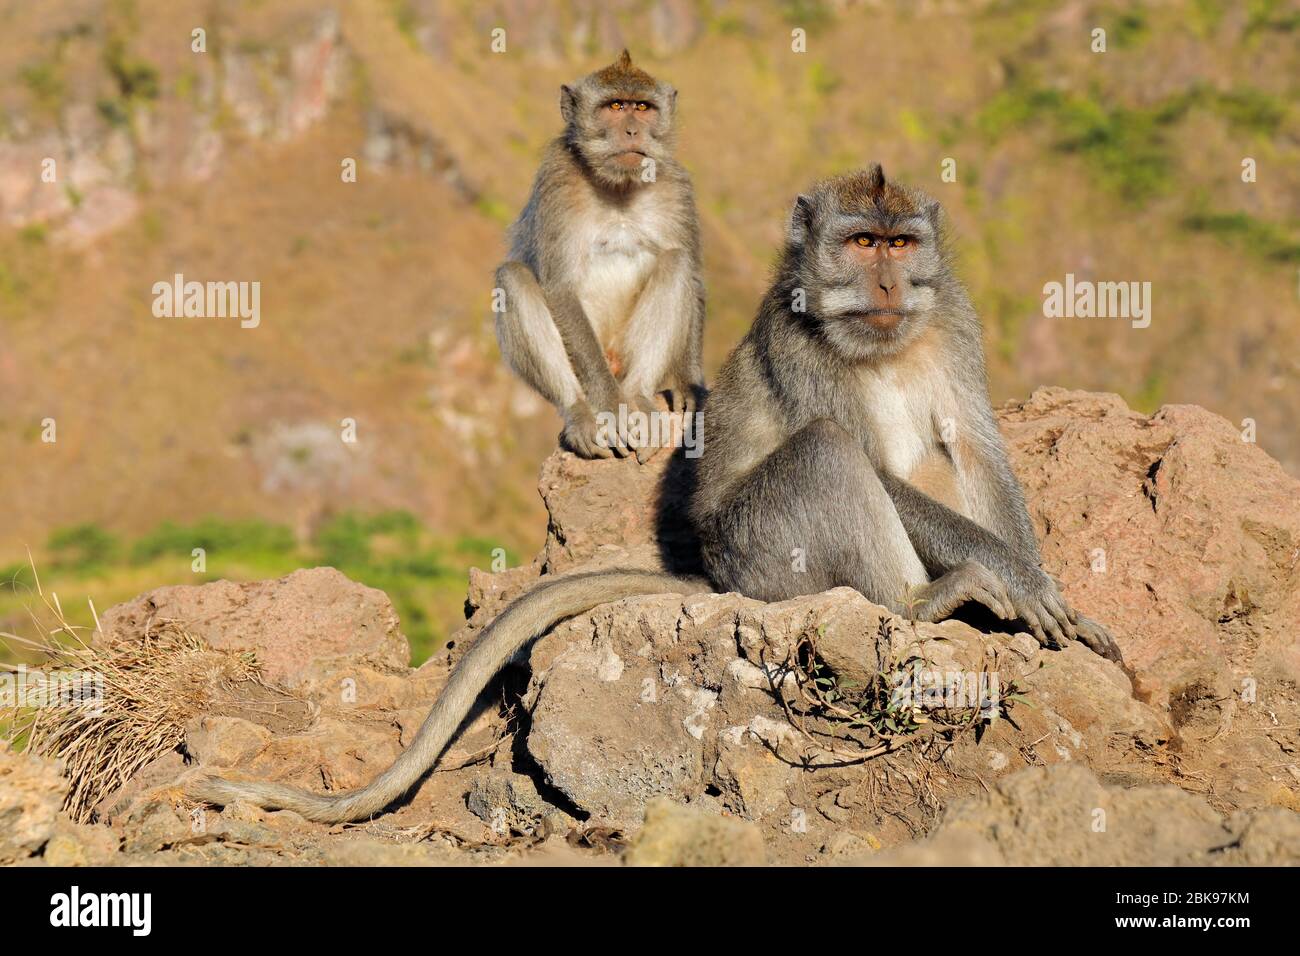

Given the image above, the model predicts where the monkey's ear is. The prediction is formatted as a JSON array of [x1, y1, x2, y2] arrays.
[[560, 85, 577, 124], [924, 199, 942, 230], [867, 163, 886, 191], [789, 195, 814, 245]]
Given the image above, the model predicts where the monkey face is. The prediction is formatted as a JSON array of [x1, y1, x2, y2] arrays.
[[560, 51, 678, 188], [787, 166, 949, 361]]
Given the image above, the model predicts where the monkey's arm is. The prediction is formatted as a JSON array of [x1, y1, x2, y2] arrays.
[[547, 286, 622, 411], [681, 273, 707, 403], [945, 414, 1043, 564], [878, 471, 1078, 649]]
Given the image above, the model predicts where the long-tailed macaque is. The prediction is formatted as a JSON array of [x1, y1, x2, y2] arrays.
[[187, 167, 1120, 823], [690, 165, 1118, 655], [493, 50, 705, 459]]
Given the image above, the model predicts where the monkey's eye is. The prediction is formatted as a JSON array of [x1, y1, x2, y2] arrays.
[[610, 101, 625, 111], [635, 102, 649, 111], [854, 235, 877, 248], [890, 236, 908, 248]]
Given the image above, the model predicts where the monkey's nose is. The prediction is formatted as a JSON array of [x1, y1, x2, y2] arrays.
[[625, 127, 638, 137]]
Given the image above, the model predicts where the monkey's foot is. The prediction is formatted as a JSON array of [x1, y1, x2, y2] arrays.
[[668, 382, 705, 415], [912, 560, 1014, 623], [1005, 569, 1079, 651], [561, 403, 625, 459], [622, 392, 665, 463], [1073, 615, 1125, 665]]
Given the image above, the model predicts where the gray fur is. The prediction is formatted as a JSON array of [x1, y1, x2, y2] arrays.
[[495, 51, 706, 457], [691, 167, 1122, 661]]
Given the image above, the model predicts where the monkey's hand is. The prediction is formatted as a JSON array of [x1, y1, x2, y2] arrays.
[[910, 560, 1014, 623], [560, 401, 625, 459], [1073, 614, 1125, 665], [622, 391, 664, 464], [1003, 566, 1079, 651]]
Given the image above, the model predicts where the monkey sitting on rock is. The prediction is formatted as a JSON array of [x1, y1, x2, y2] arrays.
[[493, 50, 705, 460], [690, 165, 1119, 657], [188, 166, 1121, 823]]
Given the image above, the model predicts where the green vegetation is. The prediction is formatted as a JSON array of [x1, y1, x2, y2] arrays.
[[130, 518, 296, 564], [1245, 0, 1300, 35], [807, 60, 841, 98], [104, 36, 160, 102], [974, 84, 1185, 202], [1131, 368, 1168, 414], [1, 514, 515, 663], [19, 61, 65, 116], [387, 0, 422, 51], [97, 34, 160, 128], [971, 80, 1289, 202], [1109, 8, 1151, 48], [47, 524, 121, 573], [1210, 87, 1288, 135], [1182, 208, 1300, 263], [778, 0, 833, 30], [474, 193, 513, 225]]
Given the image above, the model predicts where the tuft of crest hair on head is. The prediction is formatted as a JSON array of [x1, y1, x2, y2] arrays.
[[591, 48, 657, 96], [867, 162, 886, 192]]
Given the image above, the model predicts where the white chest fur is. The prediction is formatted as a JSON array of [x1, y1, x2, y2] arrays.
[[572, 194, 673, 346], [854, 363, 948, 479]]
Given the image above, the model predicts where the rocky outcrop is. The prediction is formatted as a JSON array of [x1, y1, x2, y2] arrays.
[[0, 749, 119, 866], [2, 390, 1297, 866], [97, 566, 410, 690], [860, 764, 1300, 867]]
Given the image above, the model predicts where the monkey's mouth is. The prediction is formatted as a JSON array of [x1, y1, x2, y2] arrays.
[[611, 149, 647, 169], [848, 309, 908, 330]]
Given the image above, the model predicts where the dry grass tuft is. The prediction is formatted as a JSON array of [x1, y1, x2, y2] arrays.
[[2, 556, 265, 822]]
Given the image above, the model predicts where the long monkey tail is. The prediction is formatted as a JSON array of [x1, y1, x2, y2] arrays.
[[185, 569, 711, 823]]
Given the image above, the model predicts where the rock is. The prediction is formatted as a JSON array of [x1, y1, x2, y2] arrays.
[[1002, 389, 1300, 813], [41, 822, 121, 867], [537, 431, 698, 575], [624, 798, 766, 866], [1220, 807, 1300, 865], [524, 606, 711, 828], [861, 764, 1300, 866], [1002, 389, 1300, 708], [98, 567, 410, 690], [518, 582, 1162, 849], [185, 716, 273, 768], [122, 792, 204, 853], [0, 748, 67, 864], [941, 764, 1228, 865], [466, 770, 570, 836], [851, 828, 1004, 866], [9, 390, 1294, 867]]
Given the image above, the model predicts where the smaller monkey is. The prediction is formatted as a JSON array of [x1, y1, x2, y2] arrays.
[[493, 50, 705, 459]]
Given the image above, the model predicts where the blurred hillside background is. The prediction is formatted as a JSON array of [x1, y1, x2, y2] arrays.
[[1, 0, 1297, 660]]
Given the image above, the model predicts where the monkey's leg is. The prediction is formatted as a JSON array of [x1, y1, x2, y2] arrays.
[[707, 418, 1008, 621], [878, 471, 1078, 649], [705, 420, 1010, 623], [494, 262, 623, 458], [665, 272, 707, 415], [620, 249, 695, 413]]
